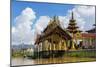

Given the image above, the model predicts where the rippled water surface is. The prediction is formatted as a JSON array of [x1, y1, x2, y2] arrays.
[[11, 56, 95, 66]]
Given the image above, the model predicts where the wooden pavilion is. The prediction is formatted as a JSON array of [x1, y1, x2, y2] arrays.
[[34, 16, 72, 57]]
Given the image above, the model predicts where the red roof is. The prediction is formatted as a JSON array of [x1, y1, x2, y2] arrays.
[[81, 33, 96, 38]]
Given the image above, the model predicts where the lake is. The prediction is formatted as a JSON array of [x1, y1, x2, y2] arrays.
[[11, 56, 95, 66]]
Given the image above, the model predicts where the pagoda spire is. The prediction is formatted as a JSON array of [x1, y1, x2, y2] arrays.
[[53, 15, 56, 21], [53, 15, 60, 26], [69, 11, 76, 23], [53, 15, 59, 22], [67, 12, 78, 33], [67, 11, 82, 50], [71, 11, 74, 20]]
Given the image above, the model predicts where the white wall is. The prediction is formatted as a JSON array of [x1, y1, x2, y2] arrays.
[[0, 0, 99, 67]]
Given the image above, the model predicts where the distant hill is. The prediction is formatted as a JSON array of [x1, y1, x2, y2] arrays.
[[12, 44, 34, 50]]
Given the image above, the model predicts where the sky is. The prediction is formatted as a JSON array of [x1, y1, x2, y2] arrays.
[[11, 0, 96, 45], [11, 0, 74, 26]]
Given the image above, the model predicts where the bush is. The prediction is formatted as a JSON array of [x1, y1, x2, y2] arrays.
[[65, 50, 96, 58]]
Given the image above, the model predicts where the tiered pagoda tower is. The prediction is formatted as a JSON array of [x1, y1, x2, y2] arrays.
[[67, 12, 81, 50]]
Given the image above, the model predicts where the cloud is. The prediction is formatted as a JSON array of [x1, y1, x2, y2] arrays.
[[58, 11, 85, 31], [75, 6, 95, 16], [12, 5, 95, 45], [34, 16, 51, 34], [73, 6, 95, 30], [12, 7, 36, 45], [12, 7, 51, 45], [58, 16, 69, 29], [12, 27, 16, 33], [32, 16, 51, 44], [58, 5, 95, 31]]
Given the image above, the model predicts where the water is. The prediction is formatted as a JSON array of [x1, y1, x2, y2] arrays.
[[11, 58, 36, 66], [11, 56, 95, 66]]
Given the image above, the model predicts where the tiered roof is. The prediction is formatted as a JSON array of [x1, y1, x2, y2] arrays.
[[67, 12, 82, 34], [35, 16, 72, 44]]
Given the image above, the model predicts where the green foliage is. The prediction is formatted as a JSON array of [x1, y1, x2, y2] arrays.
[[12, 50, 24, 57], [12, 49, 96, 59], [65, 50, 96, 58]]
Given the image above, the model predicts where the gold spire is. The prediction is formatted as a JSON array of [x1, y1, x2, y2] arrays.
[[53, 15, 57, 22]]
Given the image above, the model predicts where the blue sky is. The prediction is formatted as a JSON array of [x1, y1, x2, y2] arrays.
[[11, 0, 74, 26], [11, 0, 95, 45]]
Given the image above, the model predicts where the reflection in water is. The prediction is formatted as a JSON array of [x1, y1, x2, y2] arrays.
[[36, 57, 95, 64], [11, 58, 35, 66], [12, 56, 95, 66]]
